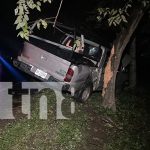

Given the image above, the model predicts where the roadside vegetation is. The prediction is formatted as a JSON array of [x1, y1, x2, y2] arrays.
[[0, 89, 149, 150]]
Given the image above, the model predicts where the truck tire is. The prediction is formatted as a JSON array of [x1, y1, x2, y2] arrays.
[[74, 85, 93, 102]]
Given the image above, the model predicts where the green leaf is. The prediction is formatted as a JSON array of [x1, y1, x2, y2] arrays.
[[113, 21, 117, 26], [114, 19, 119, 25], [15, 16, 22, 24], [23, 4, 28, 11], [19, 5, 24, 15], [104, 12, 108, 17], [97, 16, 102, 21], [36, 5, 41, 11], [111, 9, 118, 16], [142, 1, 147, 7], [43, 0, 47, 3], [108, 18, 113, 26], [19, 22, 26, 28], [24, 14, 29, 21], [37, 1, 41, 6], [48, 0, 51, 3], [14, 19, 19, 25], [98, 8, 102, 12], [24, 34, 29, 41], [14, 8, 19, 15], [18, 31, 24, 38], [16, 24, 21, 30], [27, 0, 35, 9], [37, 22, 41, 29], [115, 14, 121, 25], [127, 4, 132, 8], [33, 4, 37, 9], [41, 20, 47, 28], [119, 8, 123, 14], [118, 17, 122, 24], [121, 15, 128, 23]]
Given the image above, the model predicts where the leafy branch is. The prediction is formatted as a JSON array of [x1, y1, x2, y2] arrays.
[[97, 2, 132, 26], [97, 0, 150, 27], [14, 0, 51, 40]]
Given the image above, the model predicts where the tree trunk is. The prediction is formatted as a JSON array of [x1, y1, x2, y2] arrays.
[[129, 38, 136, 88], [102, 9, 144, 111]]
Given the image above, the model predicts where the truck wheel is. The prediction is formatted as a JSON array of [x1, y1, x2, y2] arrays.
[[74, 85, 93, 102]]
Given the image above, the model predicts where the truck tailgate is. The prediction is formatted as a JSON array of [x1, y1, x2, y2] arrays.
[[19, 42, 71, 81]]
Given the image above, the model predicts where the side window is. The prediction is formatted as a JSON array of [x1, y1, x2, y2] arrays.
[[88, 46, 99, 56], [84, 43, 101, 61]]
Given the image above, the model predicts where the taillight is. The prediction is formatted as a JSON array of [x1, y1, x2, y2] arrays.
[[64, 68, 74, 82]]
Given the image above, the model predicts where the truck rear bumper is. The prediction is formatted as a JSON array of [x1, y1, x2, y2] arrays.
[[13, 59, 71, 91], [13, 59, 57, 81]]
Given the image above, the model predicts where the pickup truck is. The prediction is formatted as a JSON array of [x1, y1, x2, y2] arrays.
[[13, 26, 109, 102]]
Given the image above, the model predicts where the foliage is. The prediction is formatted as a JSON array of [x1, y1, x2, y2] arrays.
[[97, 2, 132, 26], [14, 0, 51, 40], [97, 0, 150, 27], [14, 0, 150, 39]]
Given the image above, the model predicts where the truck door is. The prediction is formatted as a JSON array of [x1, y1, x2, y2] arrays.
[[90, 46, 107, 90]]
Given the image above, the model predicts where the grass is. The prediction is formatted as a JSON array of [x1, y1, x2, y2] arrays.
[[0, 89, 149, 150], [103, 90, 150, 150], [0, 89, 97, 150]]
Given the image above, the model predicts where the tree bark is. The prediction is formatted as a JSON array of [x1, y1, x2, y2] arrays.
[[102, 9, 144, 111], [129, 38, 136, 88]]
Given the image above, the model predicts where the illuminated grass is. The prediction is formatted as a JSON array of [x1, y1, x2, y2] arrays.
[[0, 90, 149, 150]]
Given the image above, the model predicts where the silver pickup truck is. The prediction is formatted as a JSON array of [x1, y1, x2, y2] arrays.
[[13, 27, 109, 102]]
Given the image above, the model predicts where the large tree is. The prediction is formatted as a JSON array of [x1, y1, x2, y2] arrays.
[[102, 10, 144, 111], [96, 0, 149, 111]]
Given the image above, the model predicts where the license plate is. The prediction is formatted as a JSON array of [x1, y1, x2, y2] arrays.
[[35, 69, 47, 79]]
